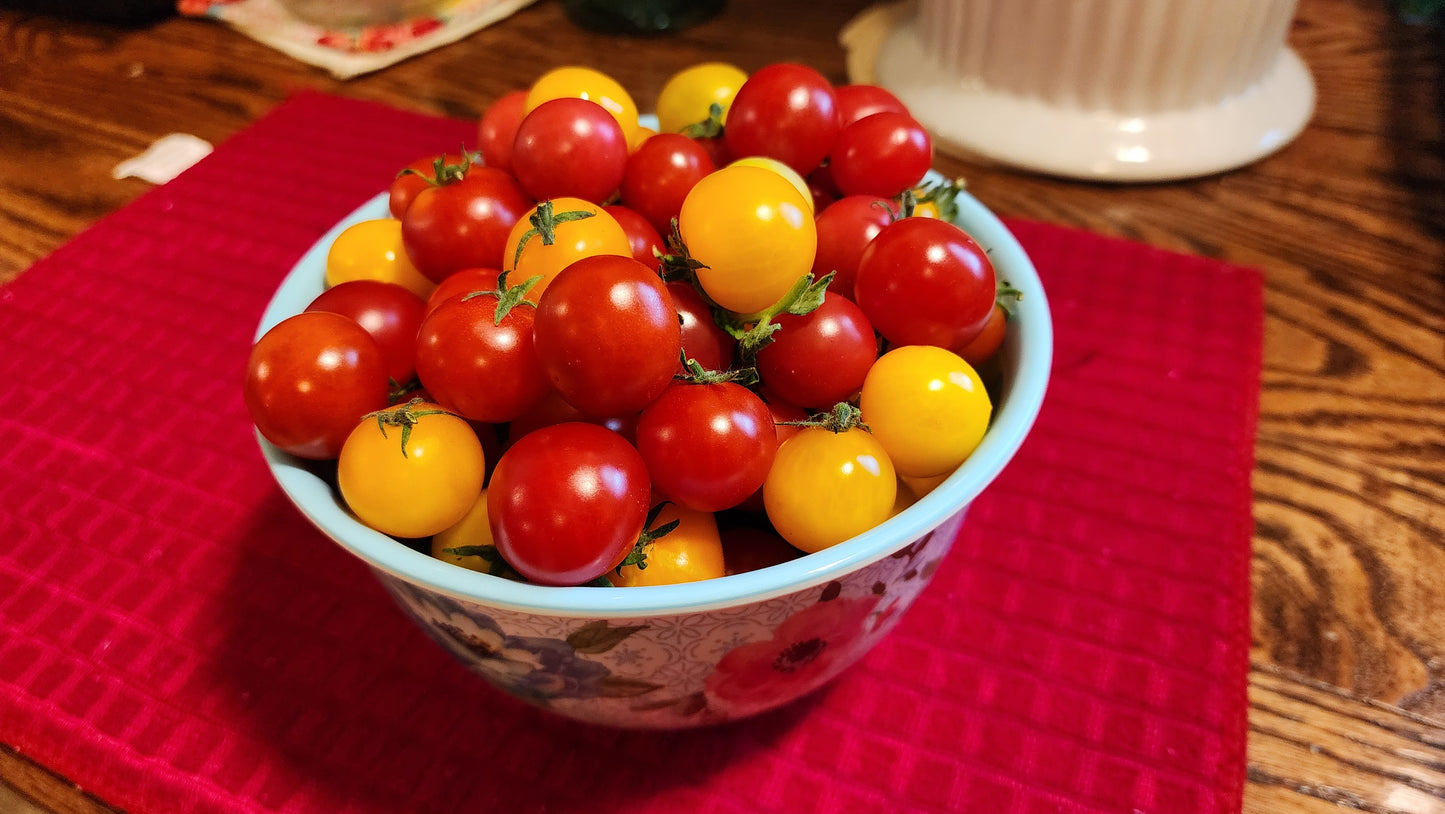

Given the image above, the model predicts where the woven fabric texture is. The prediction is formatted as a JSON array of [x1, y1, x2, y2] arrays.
[[0, 92, 1259, 814]]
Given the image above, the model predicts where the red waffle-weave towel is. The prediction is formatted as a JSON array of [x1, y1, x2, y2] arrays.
[[0, 92, 1258, 814]]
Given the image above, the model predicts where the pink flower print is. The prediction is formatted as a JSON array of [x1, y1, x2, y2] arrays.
[[704, 594, 879, 717]]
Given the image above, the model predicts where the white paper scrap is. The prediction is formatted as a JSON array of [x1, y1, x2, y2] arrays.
[[112, 134, 215, 184]]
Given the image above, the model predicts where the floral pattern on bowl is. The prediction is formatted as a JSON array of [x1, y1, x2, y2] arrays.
[[376, 510, 963, 727]]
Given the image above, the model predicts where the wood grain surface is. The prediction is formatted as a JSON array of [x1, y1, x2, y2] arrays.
[[1, 0, 1442, 811]]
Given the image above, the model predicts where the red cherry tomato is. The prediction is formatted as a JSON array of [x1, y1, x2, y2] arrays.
[[244, 312, 390, 460], [620, 132, 716, 236], [304, 279, 426, 388], [834, 83, 909, 127], [511, 97, 629, 204], [668, 280, 735, 373], [604, 204, 665, 268], [957, 302, 1009, 366], [401, 164, 532, 283], [723, 63, 841, 177], [755, 292, 878, 409], [487, 422, 652, 586], [854, 217, 997, 350], [635, 381, 777, 512], [812, 194, 898, 296], [423, 267, 503, 315], [829, 112, 933, 198], [388, 152, 467, 220], [534, 255, 682, 416], [477, 90, 527, 173], [506, 390, 639, 446], [414, 283, 550, 423]]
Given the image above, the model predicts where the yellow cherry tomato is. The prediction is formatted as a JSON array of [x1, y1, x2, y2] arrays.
[[859, 345, 992, 479], [503, 198, 632, 297], [326, 218, 436, 299], [612, 503, 726, 587], [525, 66, 641, 148], [763, 426, 897, 553], [728, 156, 814, 215], [430, 490, 505, 575], [338, 401, 485, 539], [656, 62, 749, 134], [678, 164, 817, 315]]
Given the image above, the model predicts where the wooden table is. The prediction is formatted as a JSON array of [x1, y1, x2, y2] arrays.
[[1, 0, 1442, 811]]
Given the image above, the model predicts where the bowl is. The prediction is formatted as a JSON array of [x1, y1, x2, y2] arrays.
[[254, 182, 1052, 728]]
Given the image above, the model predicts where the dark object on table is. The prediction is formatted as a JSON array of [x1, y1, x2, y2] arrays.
[[0, 0, 174, 25], [562, 0, 723, 35]]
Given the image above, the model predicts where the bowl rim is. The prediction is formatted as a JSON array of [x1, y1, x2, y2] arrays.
[[256, 178, 1053, 618]]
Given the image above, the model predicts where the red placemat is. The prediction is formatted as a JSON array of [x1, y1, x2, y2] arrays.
[[0, 92, 1259, 814]]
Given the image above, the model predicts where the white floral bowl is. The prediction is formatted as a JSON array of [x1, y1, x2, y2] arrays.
[[254, 185, 1052, 728]]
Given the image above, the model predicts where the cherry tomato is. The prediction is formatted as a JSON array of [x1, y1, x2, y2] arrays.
[[612, 503, 726, 587], [305, 279, 426, 387], [668, 280, 735, 372], [728, 156, 814, 215], [524, 66, 641, 149], [734, 396, 808, 513], [829, 112, 933, 198], [431, 490, 504, 575], [424, 267, 503, 315], [337, 401, 485, 539], [414, 281, 550, 423], [326, 218, 436, 300], [854, 217, 997, 350], [511, 97, 629, 204], [834, 83, 909, 127], [656, 62, 749, 134], [636, 381, 777, 512], [245, 312, 391, 460], [401, 164, 532, 283], [604, 204, 665, 268], [477, 90, 527, 173], [812, 194, 897, 300], [763, 425, 897, 553], [755, 291, 877, 409], [678, 164, 817, 315], [957, 302, 1009, 366], [503, 198, 631, 297], [534, 255, 682, 416], [860, 345, 992, 478], [621, 133, 716, 236], [488, 422, 651, 586], [723, 63, 840, 177], [389, 152, 468, 219]]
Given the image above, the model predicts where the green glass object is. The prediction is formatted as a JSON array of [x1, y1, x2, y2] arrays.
[[562, 0, 725, 35]]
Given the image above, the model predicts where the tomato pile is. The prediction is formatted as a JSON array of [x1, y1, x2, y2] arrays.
[[245, 62, 1018, 588]]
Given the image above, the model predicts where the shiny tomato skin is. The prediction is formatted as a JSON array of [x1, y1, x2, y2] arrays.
[[389, 152, 467, 219], [763, 426, 897, 553], [723, 63, 841, 177], [834, 83, 910, 127], [635, 381, 777, 513], [503, 198, 632, 298], [854, 217, 997, 350], [829, 112, 933, 198], [304, 279, 426, 387], [511, 97, 629, 204], [604, 204, 665, 268], [401, 165, 533, 283], [755, 291, 878, 409], [957, 302, 1009, 366], [423, 267, 503, 315], [487, 422, 651, 586], [859, 344, 992, 478], [812, 194, 897, 296], [477, 90, 527, 173], [413, 290, 549, 424], [667, 281, 735, 373], [244, 312, 391, 460], [611, 503, 726, 587], [534, 255, 682, 417], [620, 133, 716, 236]]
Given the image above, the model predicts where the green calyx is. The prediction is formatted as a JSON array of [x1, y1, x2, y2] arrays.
[[396, 147, 474, 187], [510, 200, 596, 269], [681, 102, 725, 140], [615, 503, 682, 574], [363, 397, 454, 458], [780, 402, 870, 435], [461, 270, 543, 325]]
